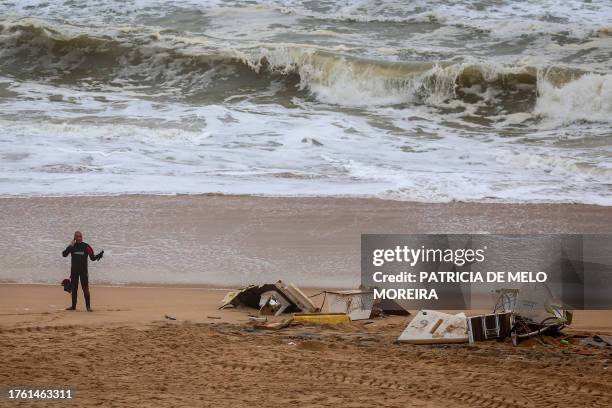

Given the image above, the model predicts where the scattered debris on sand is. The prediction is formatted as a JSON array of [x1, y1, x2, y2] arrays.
[[398, 310, 468, 344], [319, 289, 374, 320], [220, 280, 316, 316], [252, 317, 294, 331], [577, 334, 612, 348], [292, 313, 351, 325], [467, 312, 512, 343], [221, 282, 577, 347]]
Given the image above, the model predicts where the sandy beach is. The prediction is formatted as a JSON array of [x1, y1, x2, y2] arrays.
[[1, 284, 611, 408], [1, 196, 612, 407]]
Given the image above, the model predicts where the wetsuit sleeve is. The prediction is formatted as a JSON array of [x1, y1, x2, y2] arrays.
[[86, 244, 103, 261], [86, 244, 96, 261], [62, 246, 72, 257]]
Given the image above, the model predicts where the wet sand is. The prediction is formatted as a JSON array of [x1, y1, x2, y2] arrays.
[[1, 284, 611, 408], [1, 195, 611, 287]]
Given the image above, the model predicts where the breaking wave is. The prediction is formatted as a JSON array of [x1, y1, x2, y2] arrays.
[[0, 19, 610, 125], [536, 72, 612, 126]]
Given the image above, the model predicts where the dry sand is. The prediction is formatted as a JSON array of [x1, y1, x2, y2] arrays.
[[1, 284, 611, 408]]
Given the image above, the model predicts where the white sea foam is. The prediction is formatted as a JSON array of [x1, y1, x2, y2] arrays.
[[0, 1, 610, 206], [536, 73, 612, 126]]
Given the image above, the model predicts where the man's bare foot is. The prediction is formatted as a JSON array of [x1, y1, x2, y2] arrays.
[[87, 308, 93, 312], [66, 306, 76, 311]]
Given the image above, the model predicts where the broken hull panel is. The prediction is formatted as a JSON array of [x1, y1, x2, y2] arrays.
[[321, 290, 374, 321], [398, 310, 468, 344]]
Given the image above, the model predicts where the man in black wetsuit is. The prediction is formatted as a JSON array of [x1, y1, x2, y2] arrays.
[[62, 231, 103, 312]]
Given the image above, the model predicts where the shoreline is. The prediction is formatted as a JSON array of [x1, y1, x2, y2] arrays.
[[1, 192, 610, 207], [1, 194, 611, 287]]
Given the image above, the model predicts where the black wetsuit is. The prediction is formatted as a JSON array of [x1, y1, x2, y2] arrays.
[[62, 242, 102, 309]]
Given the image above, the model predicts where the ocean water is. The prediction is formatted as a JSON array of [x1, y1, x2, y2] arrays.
[[0, 0, 611, 204]]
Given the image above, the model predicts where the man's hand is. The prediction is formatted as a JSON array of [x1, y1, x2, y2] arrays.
[[69, 240, 75, 246], [95, 250, 104, 261]]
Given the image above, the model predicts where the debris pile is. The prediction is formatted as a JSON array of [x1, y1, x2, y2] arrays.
[[396, 286, 574, 346], [221, 281, 582, 348], [220, 280, 316, 316], [314, 289, 409, 320], [220, 282, 410, 329]]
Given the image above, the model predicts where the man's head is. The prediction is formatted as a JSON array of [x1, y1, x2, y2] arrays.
[[74, 231, 83, 243]]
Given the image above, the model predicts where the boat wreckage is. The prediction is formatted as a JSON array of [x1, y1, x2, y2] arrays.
[[220, 281, 408, 320], [397, 285, 573, 345], [220, 281, 572, 346], [220, 281, 317, 316]]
